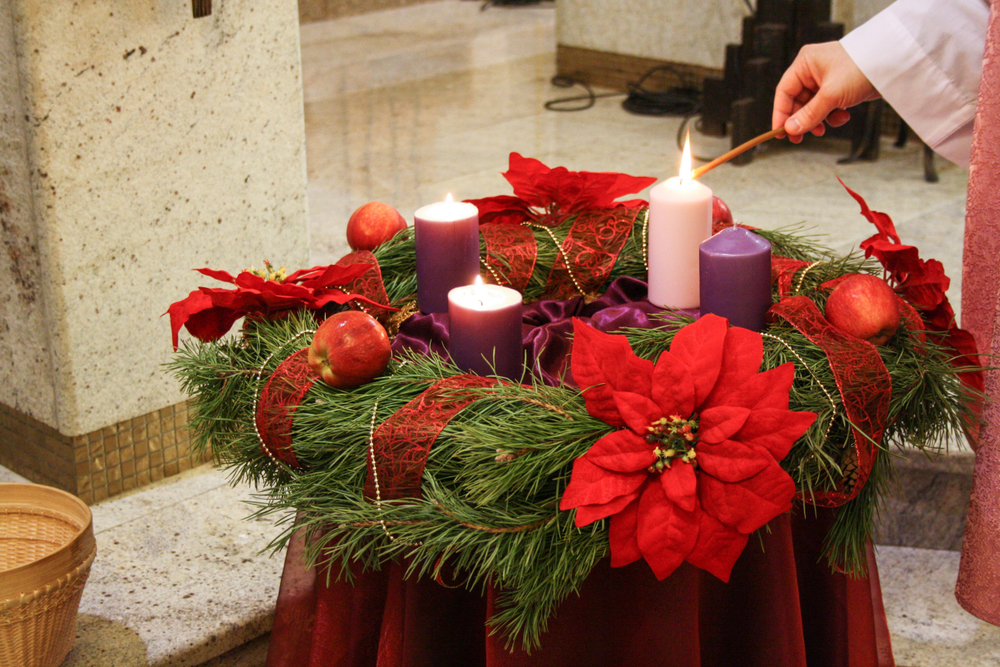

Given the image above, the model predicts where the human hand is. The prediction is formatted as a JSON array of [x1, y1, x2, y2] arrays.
[[772, 41, 879, 143]]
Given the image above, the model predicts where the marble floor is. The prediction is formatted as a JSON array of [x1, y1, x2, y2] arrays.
[[301, 0, 970, 311]]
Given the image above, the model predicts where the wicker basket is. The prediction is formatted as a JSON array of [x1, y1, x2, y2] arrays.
[[0, 484, 96, 667]]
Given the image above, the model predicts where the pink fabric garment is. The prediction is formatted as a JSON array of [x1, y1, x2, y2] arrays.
[[957, 0, 1000, 625]]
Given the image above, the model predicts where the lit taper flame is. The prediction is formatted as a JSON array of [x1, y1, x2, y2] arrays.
[[679, 131, 693, 183]]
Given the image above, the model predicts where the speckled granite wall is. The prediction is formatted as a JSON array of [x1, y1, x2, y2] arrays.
[[0, 0, 309, 495]]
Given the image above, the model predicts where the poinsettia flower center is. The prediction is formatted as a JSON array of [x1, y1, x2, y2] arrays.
[[645, 414, 699, 472], [246, 260, 289, 283]]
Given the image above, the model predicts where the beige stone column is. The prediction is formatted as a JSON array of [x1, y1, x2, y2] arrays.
[[0, 0, 309, 501]]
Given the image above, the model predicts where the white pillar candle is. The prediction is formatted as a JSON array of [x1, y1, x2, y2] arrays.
[[647, 138, 713, 309]]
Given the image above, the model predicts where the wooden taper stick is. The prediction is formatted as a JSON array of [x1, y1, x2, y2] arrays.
[[691, 127, 785, 180]]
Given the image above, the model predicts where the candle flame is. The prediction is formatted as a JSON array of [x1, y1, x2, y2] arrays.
[[445, 193, 454, 204], [679, 131, 693, 183], [473, 275, 484, 287]]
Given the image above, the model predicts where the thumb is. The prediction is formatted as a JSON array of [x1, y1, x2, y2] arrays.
[[787, 95, 836, 135]]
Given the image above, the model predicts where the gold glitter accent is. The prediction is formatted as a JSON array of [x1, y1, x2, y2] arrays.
[[385, 299, 419, 337], [480, 257, 507, 286], [522, 222, 587, 298], [367, 397, 423, 546], [794, 261, 823, 294], [761, 332, 838, 444], [639, 208, 650, 272]]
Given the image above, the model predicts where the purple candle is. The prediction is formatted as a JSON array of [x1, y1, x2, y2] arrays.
[[448, 278, 523, 379], [415, 195, 481, 314], [698, 227, 772, 331]]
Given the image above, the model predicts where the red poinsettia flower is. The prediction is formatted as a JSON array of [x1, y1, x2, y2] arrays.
[[560, 315, 816, 582], [166, 261, 382, 349], [465, 153, 657, 227]]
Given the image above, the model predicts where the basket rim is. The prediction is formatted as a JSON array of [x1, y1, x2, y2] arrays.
[[0, 484, 95, 602]]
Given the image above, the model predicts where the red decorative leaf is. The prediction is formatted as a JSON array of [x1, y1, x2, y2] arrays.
[[636, 482, 700, 580], [613, 392, 664, 436], [463, 195, 534, 226], [839, 177, 900, 244], [685, 511, 750, 583], [570, 319, 653, 427], [669, 314, 728, 406], [584, 430, 657, 473], [702, 326, 764, 408], [695, 439, 771, 483], [698, 465, 795, 534], [659, 461, 697, 512], [735, 408, 817, 461], [195, 267, 238, 283], [707, 363, 796, 412], [650, 351, 696, 419], [559, 456, 646, 525], [608, 498, 643, 567], [698, 406, 751, 444]]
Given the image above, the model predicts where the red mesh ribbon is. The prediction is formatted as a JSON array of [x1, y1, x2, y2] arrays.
[[772, 256, 813, 299], [543, 207, 639, 301], [256, 347, 319, 468], [337, 251, 394, 323], [480, 222, 538, 291], [770, 296, 893, 507], [364, 376, 498, 501]]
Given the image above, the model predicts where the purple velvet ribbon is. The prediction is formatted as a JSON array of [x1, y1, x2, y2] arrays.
[[391, 277, 695, 388]]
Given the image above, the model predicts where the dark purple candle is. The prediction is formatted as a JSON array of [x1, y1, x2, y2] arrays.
[[698, 227, 772, 331], [448, 279, 523, 379], [414, 196, 481, 314]]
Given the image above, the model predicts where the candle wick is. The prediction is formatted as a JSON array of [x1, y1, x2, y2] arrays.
[[477, 299, 484, 308]]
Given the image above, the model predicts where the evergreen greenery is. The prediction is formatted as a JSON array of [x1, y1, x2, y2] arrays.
[[166, 216, 981, 651]]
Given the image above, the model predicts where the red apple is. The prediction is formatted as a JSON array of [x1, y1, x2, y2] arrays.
[[346, 202, 407, 251], [712, 196, 734, 228], [824, 274, 901, 345], [307, 310, 391, 388]]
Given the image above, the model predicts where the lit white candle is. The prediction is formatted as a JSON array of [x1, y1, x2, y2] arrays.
[[647, 136, 713, 309], [448, 276, 523, 379]]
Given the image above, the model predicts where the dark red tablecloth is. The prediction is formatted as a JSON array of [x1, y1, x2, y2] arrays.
[[265, 507, 894, 667]]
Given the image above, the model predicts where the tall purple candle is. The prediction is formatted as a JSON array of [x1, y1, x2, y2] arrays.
[[448, 279, 523, 379], [698, 226, 772, 331], [415, 195, 480, 314]]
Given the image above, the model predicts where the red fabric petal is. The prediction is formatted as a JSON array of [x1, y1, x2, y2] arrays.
[[608, 497, 643, 567], [735, 408, 817, 461], [195, 267, 238, 283], [659, 461, 698, 512], [695, 439, 771, 483], [705, 363, 796, 412], [464, 195, 535, 226], [559, 456, 647, 523], [684, 510, 750, 583], [698, 464, 795, 534], [701, 326, 764, 409], [698, 406, 751, 444], [585, 430, 657, 473], [571, 319, 653, 427], [284, 262, 372, 287], [573, 490, 643, 527], [650, 351, 696, 419], [840, 177, 900, 243], [182, 305, 245, 345], [669, 314, 728, 406], [613, 392, 664, 436], [636, 482, 700, 580], [166, 290, 214, 348]]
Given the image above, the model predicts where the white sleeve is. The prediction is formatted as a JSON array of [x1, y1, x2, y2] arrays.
[[840, 0, 990, 168]]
